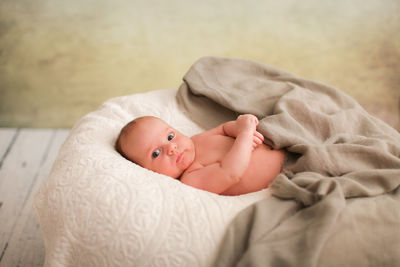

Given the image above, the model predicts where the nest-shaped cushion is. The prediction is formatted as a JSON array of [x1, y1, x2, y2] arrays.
[[34, 89, 270, 267]]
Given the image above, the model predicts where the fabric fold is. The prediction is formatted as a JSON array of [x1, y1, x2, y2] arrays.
[[176, 56, 400, 267]]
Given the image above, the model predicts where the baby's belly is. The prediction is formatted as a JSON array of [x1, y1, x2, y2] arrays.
[[222, 144, 286, 196]]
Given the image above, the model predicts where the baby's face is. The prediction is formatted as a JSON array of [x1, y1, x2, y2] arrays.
[[121, 117, 195, 179]]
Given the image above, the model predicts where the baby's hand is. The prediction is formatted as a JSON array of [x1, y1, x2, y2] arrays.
[[236, 114, 264, 150], [252, 130, 264, 150], [236, 114, 258, 133]]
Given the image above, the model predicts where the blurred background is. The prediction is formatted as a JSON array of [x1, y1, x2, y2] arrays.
[[0, 0, 399, 129]]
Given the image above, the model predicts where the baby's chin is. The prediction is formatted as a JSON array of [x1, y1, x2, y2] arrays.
[[171, 168, 187, 179], [162, 154, 195, 179]]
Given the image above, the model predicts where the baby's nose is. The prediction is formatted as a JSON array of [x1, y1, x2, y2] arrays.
[[166, 143, 177, 155]]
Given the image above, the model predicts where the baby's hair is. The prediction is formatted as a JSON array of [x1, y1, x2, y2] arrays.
[[115, 116, 156, 160], [115, 119, 137, 159]]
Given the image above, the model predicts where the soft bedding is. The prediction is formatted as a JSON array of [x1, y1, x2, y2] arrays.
[[176, 57, 400, 267], [34, 89, 271, 267]]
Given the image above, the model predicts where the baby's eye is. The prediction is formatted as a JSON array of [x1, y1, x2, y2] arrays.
[[168, 132, 175, 141], [152, 149, 161, 159]]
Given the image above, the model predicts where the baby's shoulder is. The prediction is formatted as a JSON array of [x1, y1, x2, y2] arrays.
[[190, 131, 212, 145], [191, 129, 224, 141]]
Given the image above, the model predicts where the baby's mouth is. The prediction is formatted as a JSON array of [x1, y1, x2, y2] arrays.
[[176, 152, 183, 163]]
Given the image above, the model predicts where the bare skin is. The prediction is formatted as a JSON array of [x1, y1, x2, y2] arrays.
[[117, 115, 286, 196]]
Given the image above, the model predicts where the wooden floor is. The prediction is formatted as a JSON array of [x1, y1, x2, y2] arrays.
[[0, 128, 69, 267]]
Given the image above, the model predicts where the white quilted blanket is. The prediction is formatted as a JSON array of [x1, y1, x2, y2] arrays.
[[34, 89, 270, 267]]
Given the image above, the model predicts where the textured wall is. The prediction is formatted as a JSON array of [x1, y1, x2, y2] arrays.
[[0, 0, 399, 128]]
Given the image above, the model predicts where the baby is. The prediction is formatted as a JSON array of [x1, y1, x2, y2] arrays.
[[116, 114, 286, 195]]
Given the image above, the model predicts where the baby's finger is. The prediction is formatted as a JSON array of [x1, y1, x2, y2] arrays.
[[254, 131, 264, 142], [252, 142, 258, 150], [253, 136, 263, 146], [254, 117, 259, 125], [253, 136, 262, 145]]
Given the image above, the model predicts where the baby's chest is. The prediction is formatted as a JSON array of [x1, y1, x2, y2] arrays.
[[194, 135, 234, 165]]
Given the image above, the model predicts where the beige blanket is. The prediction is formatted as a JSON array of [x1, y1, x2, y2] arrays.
[[176, 57, 400, 267]]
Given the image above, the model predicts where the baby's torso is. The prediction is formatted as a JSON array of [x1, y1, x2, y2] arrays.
[[190, 134, 286, 195]]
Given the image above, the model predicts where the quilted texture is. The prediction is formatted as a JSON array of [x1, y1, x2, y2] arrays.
[[34, 89, 270, 267]]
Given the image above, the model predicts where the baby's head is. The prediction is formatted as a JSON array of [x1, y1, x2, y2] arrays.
[[116, 116, 195, 179]]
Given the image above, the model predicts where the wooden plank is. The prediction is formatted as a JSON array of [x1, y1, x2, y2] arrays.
[[0, 129, 55, 265], [0, 128, 18, 168], [0, 129, 69, 267]]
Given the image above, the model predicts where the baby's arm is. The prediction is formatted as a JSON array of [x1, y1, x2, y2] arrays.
[[181, 115, 258, 194], [198, 115, 264, 147], [223, 119, 264, 146]]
